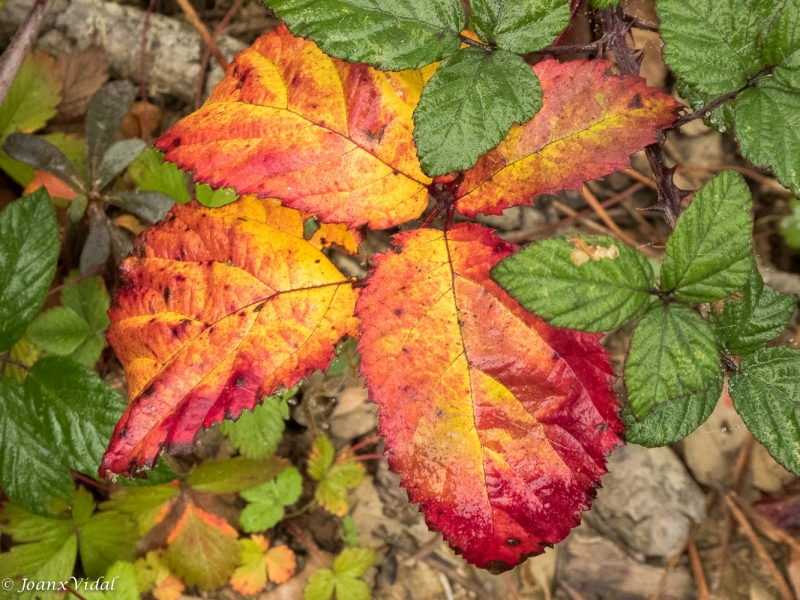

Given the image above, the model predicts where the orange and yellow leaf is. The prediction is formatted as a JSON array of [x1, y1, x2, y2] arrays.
[[356, 224, 623, 571], [156, 25, 431, 230], [101, 197, 359, 477], [453, 58, 681, 216], [230, 535, 296, 594]]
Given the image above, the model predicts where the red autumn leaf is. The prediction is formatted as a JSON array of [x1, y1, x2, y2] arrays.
[[452, 58, 682, 217], [356, 223, 623, 571], [100, 197, 359, 478], [156, 24, 432, 230]]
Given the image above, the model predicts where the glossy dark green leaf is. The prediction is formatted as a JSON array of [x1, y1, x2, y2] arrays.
[[0, 188, 60, 352], [729, 347, 800, 475], [625, 302, 722, 419], [86, 81, 135, 177], [94, 138, 146, 189], [268, 0, 465, 70], [413, 47, 542, 176], [25, 357, 127, 475], [661, 170, 753, 303], [491, 235, 654, 332], [624, 374, 723, 447], [3, 133, 85, 192], [0, 377, 73, 515], [709, 263, 796, 355], [470, 0, 571, 54]]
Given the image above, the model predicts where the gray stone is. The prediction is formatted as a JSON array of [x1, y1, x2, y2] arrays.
[[588, 444, 706, 559]]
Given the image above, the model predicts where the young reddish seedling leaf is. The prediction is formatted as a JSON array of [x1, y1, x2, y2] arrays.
[[452, 58, 682, 217], [156, 24, 432, 230], [101, 197, 359, 478], [356, 224, 623, 571]]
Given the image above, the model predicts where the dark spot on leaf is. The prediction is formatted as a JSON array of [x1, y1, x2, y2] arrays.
[[629, 93, 643, 109], [163, 287, 171, 303], [595, 423, 608, 431], [171, 137, 181, 147], [119, 426, 127, 439], [437, 510, 443, 516], [315, 259, 320, 264], [394, 308, 403, 316], [254, 302, 266, 312], [507, 538, 520, 546], [235, 376, 246, 387], [552, 351, 560, 359]]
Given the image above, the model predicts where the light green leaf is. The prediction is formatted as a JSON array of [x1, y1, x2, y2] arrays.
[[268, 0, 465, 70], [656, 0, 769, 95], [470, 0, 570, 54], [240, 467, 303, 532], [316, 462, 365, 517], [196, 183, 238, 207], [0, 188, 60, 351], [334, 577, 371, 600], [624, 374, 724, 447], [661, 170, 753, 302], [625, 302, 722, 419], [80, 561, 140, 600], [5, 335, 42, 384], [491, 235, 655, 332], [187, 456, 289, 493], [729, 347, 800, 475], [27, 307, 90, 356], [61, 271, 111, 333], [0, 377, 73, 515], [308, 434, 335, 481], [305, 569, 336, 600], [709, 263, 796, 355], [25, 356, 127, 475], [781, 197, 800, 248], [334, 547, 374, 579], [220, 392, 291, 459], [101, 483, 179, 536], [127, 148, 191, 203], [413, 47, 541, 176], [79, 510, 138, 578]]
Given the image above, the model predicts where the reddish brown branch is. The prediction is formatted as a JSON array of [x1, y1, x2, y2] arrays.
[[194, 0, 244, 109], [0, 0, 52, 106]]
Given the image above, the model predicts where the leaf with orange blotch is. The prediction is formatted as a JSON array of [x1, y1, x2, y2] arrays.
[[165, 501, 240, 590], [310, 222, 363, 255], [100, 196, 359, 478], [452, 58, 682, 217], [24, 171, 78, 200], [356, 223, 624, 572], [134, 551, 185, 600], [156, 24, 432, 230], [230, 535, 297, 594]]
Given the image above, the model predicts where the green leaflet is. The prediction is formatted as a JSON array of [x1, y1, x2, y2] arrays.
[[729, 347, 800, 475], [656, 0, 771, 95], [25, 357, 127, 475], [709, 263, 796, 355], [661, 171, 753, 303], [781, 197, 800, 248], [0, 189, 60, 352], [413, 47, 541, 176], [624, 374, 724, 447], [27, 307, 91, 356], [304, 548, 374, 600], [196, 183, 239, 207], [0, 377, 73, 516], [491, 235, 655, 332], [625, 302, 722, 419], [470, 0, 571, 54], [79, 561, 140, 600], [186, 456, 289, 493], [101, 484, 180, 536], [240, 466, 303, 532], [308, 434, 336, 481], [268, 0, 465, 71], [220, 392, 291, 459], [127, 148, 191, 204]]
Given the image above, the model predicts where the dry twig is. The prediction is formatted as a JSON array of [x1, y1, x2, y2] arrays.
[[688, 539, 710, 600], [174, 0, 228, 69], [0, 0, 52, 105]]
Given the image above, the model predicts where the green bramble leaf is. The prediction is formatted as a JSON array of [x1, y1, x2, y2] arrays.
[[127, 148, 191, 204], [220, 390, 294, 459], [0, 377, 73, 515], [0, 188, 60, 352], [656, 0, 769, 96], [661, 171, 753, 303], [316, 462, 365, 517], [492, 235, 655, 332], [729, 347, 800, 475], [413, 47, 542, 176], [624, 375, 724, 447], [25, 356, 127, 475], [196, 183, 238, 207], [27, 308, 91, 356], [186, 456, 289, 494], [240, 466, 303, 532], [709, 263, 796, 356], [304, 548, 374, 600], [625, 302, 722, 419], [268, 0, 465, 71], [101, 483, 180, 536], [469, 0, 571, 54]]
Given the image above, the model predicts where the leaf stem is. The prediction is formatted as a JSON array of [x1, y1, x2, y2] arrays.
[[347, 453, 386, 462], [0, 355, 29, 371], [283, 499, 316, 519], [349, 434, 382, 454], [538, 35, 610, 56]]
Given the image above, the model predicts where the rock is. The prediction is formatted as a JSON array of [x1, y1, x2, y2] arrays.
[[477, 207, 523, 231], [749, 442, 797, 495], [588, 444, 706, 559], [329, 385, 378, 441], [555, 528, 696, 600]]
